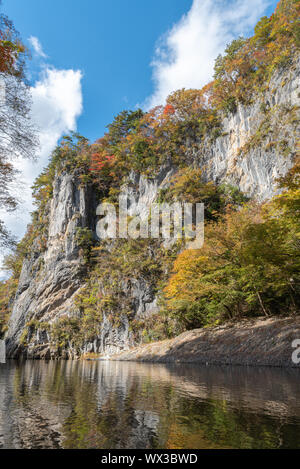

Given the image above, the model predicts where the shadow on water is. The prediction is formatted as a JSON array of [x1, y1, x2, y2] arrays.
[[0, 360, 300, 449]]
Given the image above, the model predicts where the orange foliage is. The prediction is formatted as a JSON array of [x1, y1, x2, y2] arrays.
[[163, 104, 175, 116]]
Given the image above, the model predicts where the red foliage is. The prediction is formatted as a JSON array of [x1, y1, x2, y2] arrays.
[[0, 16, 25, 77], [90, 153, 115, 172], [163, 104, 175, 116], [0, 28, 15, 74]]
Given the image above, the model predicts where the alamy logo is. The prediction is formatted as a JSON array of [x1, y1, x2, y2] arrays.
[[96, 192, 204, 249], [0, 340, 5, 364], [292, 339, 300, 365]]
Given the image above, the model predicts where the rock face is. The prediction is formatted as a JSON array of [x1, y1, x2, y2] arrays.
[[5, 59, 300, 358], [198, 56, 300, 200], [5, 173, 97, 358], [5, 168, 175, 359]]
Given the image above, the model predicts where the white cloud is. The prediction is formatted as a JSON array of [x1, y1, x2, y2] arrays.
[[0, 66, 83, 279], [28, 36, 47, 58], [145, 0, 271, 109], [32, 68, 83, 136]]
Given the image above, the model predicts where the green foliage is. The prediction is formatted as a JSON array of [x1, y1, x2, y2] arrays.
[[19, 319, 45, 346], [49, 133, 90, 174], [0, 278, 17, 337], [50, 318, 82, 350], [161, 168, 248, 221], [214, 37, 247, 81], [106, 109, 144, 147], [75, 227, 95, 262], [218, 183, 249, 206]]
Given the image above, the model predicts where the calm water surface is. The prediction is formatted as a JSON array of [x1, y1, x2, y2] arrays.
[[0, 360, 300, 449]]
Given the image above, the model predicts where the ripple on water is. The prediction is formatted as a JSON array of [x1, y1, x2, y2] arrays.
[[0, 360, 300, 449]]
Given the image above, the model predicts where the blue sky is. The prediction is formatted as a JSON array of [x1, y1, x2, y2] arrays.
[[0, 0, 278, 277], [2, 0, 194, 141], [2, 0, 277, 142]]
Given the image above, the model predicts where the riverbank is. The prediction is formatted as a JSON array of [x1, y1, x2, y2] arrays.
[[107, 317, 300, 367]]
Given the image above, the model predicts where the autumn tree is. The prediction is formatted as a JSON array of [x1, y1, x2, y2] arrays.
[[106, 109, 144, 147], [164, 162, 300, 329], [212, 0, 300, 112], [0, 10, 38, 247]]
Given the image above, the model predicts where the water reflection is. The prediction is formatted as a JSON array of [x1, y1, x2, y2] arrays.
[[0, 360, 300, 449]]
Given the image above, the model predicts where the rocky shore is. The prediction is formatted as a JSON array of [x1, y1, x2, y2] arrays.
[[108, 317, 300, 368]]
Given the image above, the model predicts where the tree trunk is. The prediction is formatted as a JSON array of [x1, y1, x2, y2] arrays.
[[257, 291, 269, 317]]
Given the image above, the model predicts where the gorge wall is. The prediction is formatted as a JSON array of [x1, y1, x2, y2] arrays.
[[5, 57, 300, 359]]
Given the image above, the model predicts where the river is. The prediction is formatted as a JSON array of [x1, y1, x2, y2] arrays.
[[0, 360, 299, 449]]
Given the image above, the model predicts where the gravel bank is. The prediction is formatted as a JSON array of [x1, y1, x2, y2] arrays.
[[110, 317, 300, 367]]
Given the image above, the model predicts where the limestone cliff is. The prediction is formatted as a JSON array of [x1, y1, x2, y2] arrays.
[[5, 58, 300, 358], [6, 173, 98, 357], [193, 56, 299, 200]]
